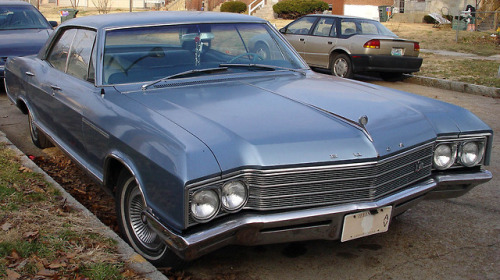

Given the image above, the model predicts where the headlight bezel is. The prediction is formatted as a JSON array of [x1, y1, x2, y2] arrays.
[[188, 179, 249, 224], [190, 188, 221, 222], [433, 135, 488, 171]]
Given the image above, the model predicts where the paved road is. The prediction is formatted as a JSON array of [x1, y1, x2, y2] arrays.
[[1, 82, 498, 279]]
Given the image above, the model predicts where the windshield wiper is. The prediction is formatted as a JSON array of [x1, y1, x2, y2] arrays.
[[219, 63, 306, 76], [141, 67, 228, 90]]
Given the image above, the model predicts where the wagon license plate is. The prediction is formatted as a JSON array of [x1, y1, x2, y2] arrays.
[[391, 48, 404, 56], [341, 206, 392, 242]]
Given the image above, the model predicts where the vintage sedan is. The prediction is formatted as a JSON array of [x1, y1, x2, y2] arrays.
[[0, 0, 57, 79], [280, 14, 423, 80], [4, 12, 492, 267]]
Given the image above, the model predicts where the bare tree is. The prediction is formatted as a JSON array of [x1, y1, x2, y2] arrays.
[[69, 0, 79, 9], [93, 0, 112, 14]]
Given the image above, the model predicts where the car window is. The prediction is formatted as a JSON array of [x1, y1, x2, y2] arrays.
[[47, 29, 77, 72], [340, 20, 357, 36], [360, 21, 378, 35], [285, 17, 316, 35], [0, 5, 51, 30], [67, 29, 97, 81], [312, 17, 335, 37]]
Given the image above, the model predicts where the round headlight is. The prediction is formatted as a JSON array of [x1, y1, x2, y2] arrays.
[[191, 189, 219, 221], [460, 141, 483, 167], [221, 181, 248, 211], [433, 143, 456, 170]]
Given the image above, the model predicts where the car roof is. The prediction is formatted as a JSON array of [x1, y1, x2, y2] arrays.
[[0, 0, 33, 6], [60, 11, 268, 30], [305, 14, 378, 21]]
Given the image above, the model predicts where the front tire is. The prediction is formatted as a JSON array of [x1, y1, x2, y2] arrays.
[[116, 170, 182, 267], [330, 53, 353, 79], [28, 111, 53, 149]]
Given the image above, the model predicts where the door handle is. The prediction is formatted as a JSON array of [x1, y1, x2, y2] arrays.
[[25, 71, 35, 77], [50, 85, 61, 91]]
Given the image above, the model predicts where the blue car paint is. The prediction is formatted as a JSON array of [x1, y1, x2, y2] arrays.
[[4, 11, 493, 236]]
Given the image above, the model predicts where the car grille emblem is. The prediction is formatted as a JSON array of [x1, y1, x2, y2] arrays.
[[415, 161, 425, 172]]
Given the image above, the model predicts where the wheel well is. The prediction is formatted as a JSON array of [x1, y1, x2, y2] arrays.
[[329, 50, 349, 67], [104, 157, 130, 195], [17, 99, 28, 115]]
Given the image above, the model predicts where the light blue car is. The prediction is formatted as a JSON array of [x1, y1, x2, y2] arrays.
[[4, 11, 492, 267]]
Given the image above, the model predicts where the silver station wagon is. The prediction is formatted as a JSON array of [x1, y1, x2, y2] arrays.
[[4, 11, 492, 267], [280, 14, 423, 80]]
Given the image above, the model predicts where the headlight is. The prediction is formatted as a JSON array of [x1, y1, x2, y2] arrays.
[[221, 180, 248, 211], [191, 189, 219, 221], [459, 141, 484, 167], [433, 143, 457, 170]]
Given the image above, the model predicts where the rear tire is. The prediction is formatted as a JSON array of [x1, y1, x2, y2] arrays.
[[116, 170, 183, 268], [330, 53, 353, 79], [28, 111, 53, 149]]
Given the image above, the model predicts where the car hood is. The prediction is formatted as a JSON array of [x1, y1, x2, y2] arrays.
[[0, 29, 51, 58], [115, 72, 489, 171]]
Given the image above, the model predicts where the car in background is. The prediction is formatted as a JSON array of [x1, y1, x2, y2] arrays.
[[280, 14, 423, 80], [4, 11, 492, 267], [0, 0, 57, 79]]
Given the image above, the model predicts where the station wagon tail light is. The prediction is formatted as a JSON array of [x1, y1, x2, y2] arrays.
[[363, 39, 380, 49], [414, 42, 420, 52]]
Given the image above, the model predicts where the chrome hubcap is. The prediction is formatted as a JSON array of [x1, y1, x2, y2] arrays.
[[333, 58, 348, 77], [127, 187, 163, 251]]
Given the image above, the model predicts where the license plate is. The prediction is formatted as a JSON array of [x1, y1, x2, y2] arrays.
[[391, 48, 404, 56], [341, 206, 392, 242]]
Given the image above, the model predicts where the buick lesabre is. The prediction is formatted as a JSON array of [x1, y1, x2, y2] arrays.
[[4, 12, 492, 267]]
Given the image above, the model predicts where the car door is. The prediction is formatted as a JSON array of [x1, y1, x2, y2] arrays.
[[282, 16, 317, 57], [41, 28, 98, 158], [302, 17, 337, 68]]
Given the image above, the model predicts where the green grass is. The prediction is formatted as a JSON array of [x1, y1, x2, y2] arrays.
[[81, 263, 125, 280], [418, 54, 500, 88]]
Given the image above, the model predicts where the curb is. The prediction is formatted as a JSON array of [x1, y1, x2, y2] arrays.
[[0, 131, 168, 280], [403, 74, 500, 98]]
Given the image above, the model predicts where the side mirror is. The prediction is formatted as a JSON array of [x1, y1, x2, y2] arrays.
[[49, 21, 58, 28], [279, 28, 286, 34]]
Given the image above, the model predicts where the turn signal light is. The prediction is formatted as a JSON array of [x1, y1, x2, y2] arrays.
[[363, 39, 380, 49]]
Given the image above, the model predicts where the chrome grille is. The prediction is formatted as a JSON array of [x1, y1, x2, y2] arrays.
[[187, 143, 433, 225], [245, 143, 433, 210]]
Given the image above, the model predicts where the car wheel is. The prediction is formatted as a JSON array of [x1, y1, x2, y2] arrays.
[[254, 42, 270, 60], [116, 170, 183, 267], [330, 53, 353, 79], [380, 72, 404, 81], [28, 111, 53, 149]]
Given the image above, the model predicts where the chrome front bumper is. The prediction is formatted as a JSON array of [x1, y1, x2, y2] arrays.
[[146, 170, 492, 261]]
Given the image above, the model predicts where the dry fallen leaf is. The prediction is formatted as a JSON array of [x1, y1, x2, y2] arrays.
[[1, 222, 12, 231], [37, 268, 57, 277], [6, 269, 21, 280], [23, 230, 39, 242], [18, 166, 32, 173]]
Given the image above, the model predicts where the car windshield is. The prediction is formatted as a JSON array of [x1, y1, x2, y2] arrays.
[[103, 23, 306, 85], [0, 5, 50, 30]]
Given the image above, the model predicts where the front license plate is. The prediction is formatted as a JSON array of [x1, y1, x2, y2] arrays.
[[391, 48, 404, 56], [341, 206, 392, 242]]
